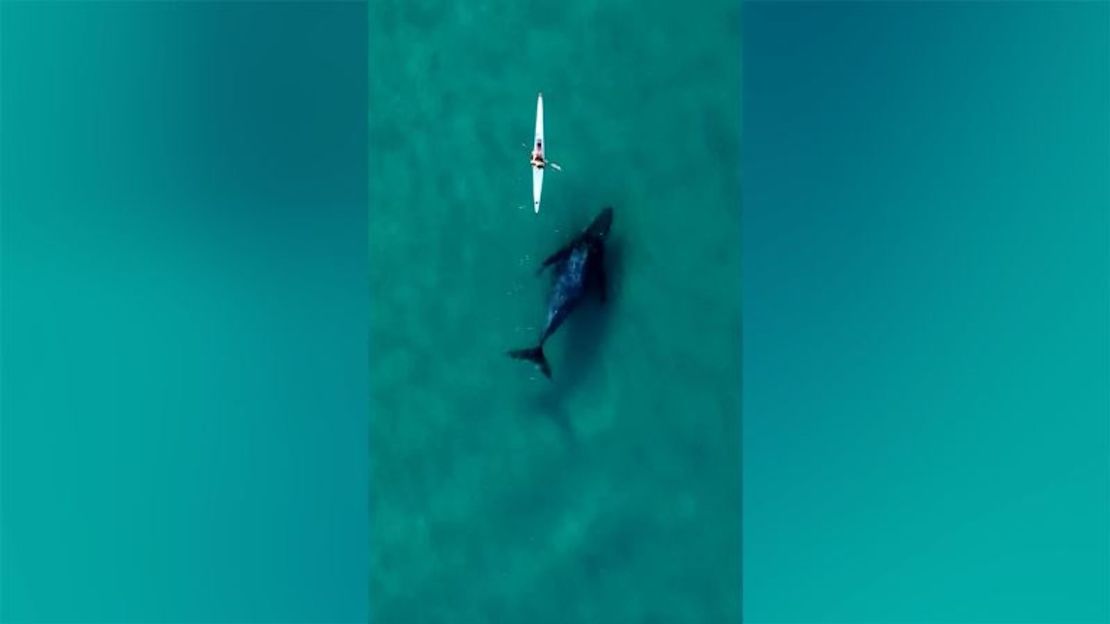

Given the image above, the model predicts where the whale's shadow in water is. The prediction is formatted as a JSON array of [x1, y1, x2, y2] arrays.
[[526, 236, 623, 445]]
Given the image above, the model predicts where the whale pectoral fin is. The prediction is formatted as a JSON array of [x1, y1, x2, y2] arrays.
[[537, 245, 573, 275]]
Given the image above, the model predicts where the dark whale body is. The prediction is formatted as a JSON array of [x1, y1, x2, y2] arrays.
[[508, 207, 613, 379]]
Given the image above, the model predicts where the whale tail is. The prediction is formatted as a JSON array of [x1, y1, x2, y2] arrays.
[[508, 345, 551, 379]]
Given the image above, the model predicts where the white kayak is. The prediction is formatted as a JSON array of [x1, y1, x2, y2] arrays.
[[532, 93, 544, 213]]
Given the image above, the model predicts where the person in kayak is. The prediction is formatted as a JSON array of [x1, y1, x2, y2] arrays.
[[530, 140, 545, 168]]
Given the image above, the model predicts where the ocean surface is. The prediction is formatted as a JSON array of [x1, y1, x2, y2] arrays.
[[369, 2, 742, 621]]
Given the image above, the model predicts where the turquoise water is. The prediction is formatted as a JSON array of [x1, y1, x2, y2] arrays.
[[2, 2, 1105, 622], [2, 3, 368, 621], [744, 4, 1109, 621], [369, 2, 741, 620]]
